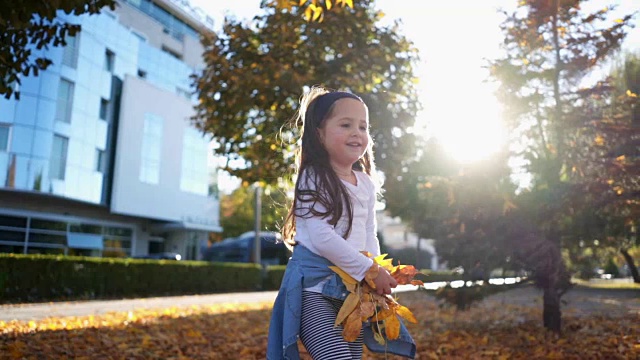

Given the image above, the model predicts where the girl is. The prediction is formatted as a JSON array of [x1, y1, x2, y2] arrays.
[[267, 86, 416, 359]]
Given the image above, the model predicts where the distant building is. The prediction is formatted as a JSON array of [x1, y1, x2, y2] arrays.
[[376, 211, 440, 271], [0, 0, 221, 260]]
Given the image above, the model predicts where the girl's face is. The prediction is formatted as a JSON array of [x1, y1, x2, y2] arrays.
[[317, 98, 369, 170]]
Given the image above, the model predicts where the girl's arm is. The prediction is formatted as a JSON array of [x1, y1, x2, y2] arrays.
[[303, 211, 374, 281], [364, 176, 381, 256]]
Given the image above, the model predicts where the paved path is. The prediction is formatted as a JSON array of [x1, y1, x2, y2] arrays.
[[0, 285, 419, 322], [0, 291, 279, 322]]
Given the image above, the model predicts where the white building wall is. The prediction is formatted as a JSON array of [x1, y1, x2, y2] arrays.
[[110, 75, 219, 231]]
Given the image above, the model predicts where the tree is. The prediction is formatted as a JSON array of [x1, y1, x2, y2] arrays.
[[219, 183, 289, 239], [489, 0, 636, 332], [0, 0, 116, 100], [276, 0, 354, 22], [566, 51, 640, 282], [192, 0, 421, 189]]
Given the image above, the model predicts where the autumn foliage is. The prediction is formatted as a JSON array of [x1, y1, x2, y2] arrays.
[[330, 252, 423, 343], [1, 287, 638, 359]]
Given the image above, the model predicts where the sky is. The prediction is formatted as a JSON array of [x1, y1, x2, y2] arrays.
[[187, 0, 639, 192]]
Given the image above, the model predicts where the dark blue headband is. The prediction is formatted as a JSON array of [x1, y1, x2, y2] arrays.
[[312, 91, 363, 126]]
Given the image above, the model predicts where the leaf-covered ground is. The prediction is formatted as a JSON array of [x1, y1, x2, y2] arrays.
[[1, 286, 638, 359]]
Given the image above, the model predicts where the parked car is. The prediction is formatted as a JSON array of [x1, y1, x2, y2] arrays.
[[203, 231, 290, 266], [133, 252, 182, 261]]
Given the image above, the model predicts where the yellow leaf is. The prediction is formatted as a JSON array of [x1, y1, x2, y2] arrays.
[[384, 315, 400, 340], [594, 134, 605, 146], [614, 18, 624, 23], [373, 330, 386, 345], [326, 0, 332, 10], [311, 5, 322, 21], [374, 308, 395, 322], [335, 292, 359, 327], [344, 0, 353, 8], [627, 89, 638, 98], [329, 266, 358, 285], [395, 305, 417, 323], [302, 6, 316, 21], [345, 281, 356, 292], [374, 254, 393, 269]]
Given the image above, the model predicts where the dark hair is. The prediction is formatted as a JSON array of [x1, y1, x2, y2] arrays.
[[281, 85, 378, 249]]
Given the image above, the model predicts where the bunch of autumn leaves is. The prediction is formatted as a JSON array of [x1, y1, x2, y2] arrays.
[[329, 252, 424, 344]]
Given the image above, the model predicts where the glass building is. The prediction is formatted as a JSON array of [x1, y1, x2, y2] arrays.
[[0, 0, 221, 260]]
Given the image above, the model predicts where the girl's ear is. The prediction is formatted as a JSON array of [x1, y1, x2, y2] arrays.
[[316, 128, 325, 146]]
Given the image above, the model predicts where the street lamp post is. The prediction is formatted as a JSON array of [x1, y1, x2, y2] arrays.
[[253, 184, 262, 265]]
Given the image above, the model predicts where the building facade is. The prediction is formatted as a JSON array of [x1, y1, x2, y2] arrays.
[[0, 0, 221, 260]]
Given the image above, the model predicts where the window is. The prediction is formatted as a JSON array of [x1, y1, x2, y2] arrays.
[[50, 135, 68, 180], [104, 49, 115, 72], [0, 125, 9, 151], [55, 79, 74, 123], [62, 34, 78, 68], [139, 113, 163, 184], [95, 149, 105, 173], [99, 98, 108, 120], [161, 46, 182, 60], [180, 127, 207, 195]]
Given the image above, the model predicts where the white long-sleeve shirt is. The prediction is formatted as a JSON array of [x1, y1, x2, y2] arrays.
[[294, 169, 380, 290]]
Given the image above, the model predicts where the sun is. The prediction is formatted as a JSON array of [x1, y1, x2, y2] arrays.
[[417, 88, 507, 164]]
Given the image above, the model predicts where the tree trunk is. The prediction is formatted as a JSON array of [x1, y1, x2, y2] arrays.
[[543, 286, 562, 333], [620, 248, 640, 283]]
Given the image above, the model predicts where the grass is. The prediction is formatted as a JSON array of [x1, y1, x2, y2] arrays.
[[571, 277, 640, 290]]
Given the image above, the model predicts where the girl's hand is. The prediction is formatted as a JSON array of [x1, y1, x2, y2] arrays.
[[372, 265, 397, 295]]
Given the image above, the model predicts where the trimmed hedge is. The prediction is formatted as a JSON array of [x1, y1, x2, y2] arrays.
[[0, 253, 264, 304], [0, 254, 472, 304]]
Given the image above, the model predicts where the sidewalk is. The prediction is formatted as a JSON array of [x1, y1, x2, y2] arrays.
[[0, 284, 419, 322], [0, 291, 279, 322]]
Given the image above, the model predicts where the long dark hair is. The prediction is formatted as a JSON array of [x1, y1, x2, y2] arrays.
[[281, 85, 378, 249]]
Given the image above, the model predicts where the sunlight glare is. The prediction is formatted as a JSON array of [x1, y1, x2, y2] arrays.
[[418, 89, 507, 164]]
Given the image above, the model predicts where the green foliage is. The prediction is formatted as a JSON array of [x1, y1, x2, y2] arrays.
[[192, 0, 421, 187], [219, 183, 290, 239], [0, 253, 263, 304], [603, 258, 620, 278], [0, 0, 116, 99]]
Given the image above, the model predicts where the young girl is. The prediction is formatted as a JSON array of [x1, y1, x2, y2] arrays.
[[267, 86, 416, 359]]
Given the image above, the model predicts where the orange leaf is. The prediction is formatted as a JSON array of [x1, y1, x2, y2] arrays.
[[391, 265, 419, 285], [335, 293, 359, 327], [395, 305, 417, 324], [342, 309, 363, 342]]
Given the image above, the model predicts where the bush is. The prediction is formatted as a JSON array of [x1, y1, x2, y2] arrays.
[[0, 254, 263, 304]]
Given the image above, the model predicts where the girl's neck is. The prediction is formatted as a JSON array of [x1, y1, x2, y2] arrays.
[[333, 168, 353, 177], [332, 166, 357, 185]]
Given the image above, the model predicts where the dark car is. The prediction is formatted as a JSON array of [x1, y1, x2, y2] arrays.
[[202, 231, 290, 266], [133, 252, 182, 261]]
